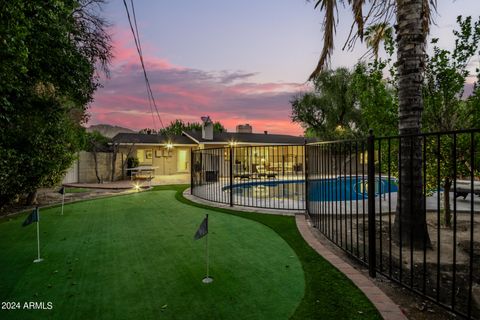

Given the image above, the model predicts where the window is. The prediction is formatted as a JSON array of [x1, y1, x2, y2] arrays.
[[145, 150, 153, 159], [136, 149, 153, 164], [136, 149, 144, 161]]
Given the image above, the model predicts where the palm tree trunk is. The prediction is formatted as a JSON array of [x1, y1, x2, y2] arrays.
[[392, 0, 431, 249]]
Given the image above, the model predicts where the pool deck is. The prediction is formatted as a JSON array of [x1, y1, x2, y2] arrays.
[[193, 177, 480, 214], [183, 188, 300, 216]]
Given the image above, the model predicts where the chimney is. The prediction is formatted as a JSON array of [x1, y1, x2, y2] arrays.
[[201, 116, 213, 140], [236, 124, 252, 133], [264, 131, 268, 135]]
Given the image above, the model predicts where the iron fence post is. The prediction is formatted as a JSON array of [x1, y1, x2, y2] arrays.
[[304, 140, 309, 216], [229, 146, 233, 207], [367, 129, 376, 278], [190, 148, 194, 195]]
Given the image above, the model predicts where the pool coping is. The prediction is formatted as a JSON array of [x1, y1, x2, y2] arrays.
[[183, 188, 300, 216]]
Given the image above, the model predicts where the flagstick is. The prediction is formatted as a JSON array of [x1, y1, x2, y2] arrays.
[[202, 215, 212, 284], [34, 217, 43, 263], [206, 232, 209, 277]]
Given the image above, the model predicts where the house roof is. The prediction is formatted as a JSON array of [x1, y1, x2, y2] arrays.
[[111, 133, 195, 145], [112, 131, 313, 146], [182, 130, 308, 145]]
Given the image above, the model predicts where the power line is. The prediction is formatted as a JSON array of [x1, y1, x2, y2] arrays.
[[122, 0, 164, 130], [124, 0, 164, 130], [129, 0, 156, 130]]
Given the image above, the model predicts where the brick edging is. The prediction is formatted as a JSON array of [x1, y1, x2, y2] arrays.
[[295, 213, 408, 320]]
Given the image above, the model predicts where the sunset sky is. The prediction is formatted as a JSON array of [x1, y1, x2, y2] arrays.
[[89, 0, 480, 135]]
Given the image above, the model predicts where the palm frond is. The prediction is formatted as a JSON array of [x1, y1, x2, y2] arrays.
[[423, 0, 437, 34], [364, 22, 392, 59], [310, 0, 338, 80], [348, 0, 365, 40]]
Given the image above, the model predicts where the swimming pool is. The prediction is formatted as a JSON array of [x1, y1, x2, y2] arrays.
[[228, 177, 398, 202]]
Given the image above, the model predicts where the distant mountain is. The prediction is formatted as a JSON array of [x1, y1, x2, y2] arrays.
[[87, 124, 134, 138]]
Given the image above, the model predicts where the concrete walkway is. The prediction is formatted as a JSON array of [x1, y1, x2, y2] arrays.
[[64, 180, 140, 189], [64, 174, 190, 190]]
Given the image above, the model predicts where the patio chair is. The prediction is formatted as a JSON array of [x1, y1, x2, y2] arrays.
[[454, 180, 480, 199], [252, 164, 276, 179], [233, 163, 251, 180]]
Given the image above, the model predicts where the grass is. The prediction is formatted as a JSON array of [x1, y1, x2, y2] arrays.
[[156, 185, 381, 319], [0, 185, 381, 319]]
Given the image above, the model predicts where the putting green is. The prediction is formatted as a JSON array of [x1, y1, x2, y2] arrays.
[[0, 190, 304, 320]]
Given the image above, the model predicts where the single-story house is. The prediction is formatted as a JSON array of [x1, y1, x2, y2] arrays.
[[62, 117, 311, 184], [112, 132, 197, 176], [110, 117, 308, 182]]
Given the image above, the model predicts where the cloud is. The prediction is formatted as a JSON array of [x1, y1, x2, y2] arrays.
[[217, 71, 258, 84], [89, 37, 308, 135]]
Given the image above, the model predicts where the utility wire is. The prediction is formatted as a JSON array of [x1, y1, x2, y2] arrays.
[[123, 0, 164, 130], [129, 0, 157, 131]]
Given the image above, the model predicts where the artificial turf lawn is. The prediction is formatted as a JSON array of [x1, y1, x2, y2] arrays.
[[0, 185, 382, 319], [0, 189, 303, 319], [169, 185, 381, 320]]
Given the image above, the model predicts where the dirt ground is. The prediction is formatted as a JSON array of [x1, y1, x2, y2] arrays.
[[0, 187, 130, 218], [308, 216, 479, 319]]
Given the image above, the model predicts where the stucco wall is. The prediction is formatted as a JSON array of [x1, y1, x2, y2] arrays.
[[118, 145, 192, 175], [78, 151, 124, 183]]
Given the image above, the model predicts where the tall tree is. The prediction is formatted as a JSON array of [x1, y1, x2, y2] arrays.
[[291, 65, 397, 139], [0, 0, 111, 208], [351, 62, 398, 136], [393, 0, 432, 247], [364, 23, 393, 61], [310, 0, 437, 247], [423, 16, 480, 227], [291, 68, 360, 140], [152, 119, 226, 136]]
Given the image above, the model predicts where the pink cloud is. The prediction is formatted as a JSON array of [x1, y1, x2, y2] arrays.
[[108, 27, 181, 72], [89, 33, 307, 136], [227, 82, 309, 95]]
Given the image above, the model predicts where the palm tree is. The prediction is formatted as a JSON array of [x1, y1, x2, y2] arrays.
[[310, 0, 436, 248], [364, 22, 393, 60]]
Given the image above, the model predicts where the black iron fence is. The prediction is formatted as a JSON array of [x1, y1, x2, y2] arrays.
[[191, 144, 305, 210], [307, 129, 480, 319], [190, 129, 479, 319]]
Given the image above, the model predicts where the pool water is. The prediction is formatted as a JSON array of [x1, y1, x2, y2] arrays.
[[308, 177, 398, 201], [229, 177, 398, 202]]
